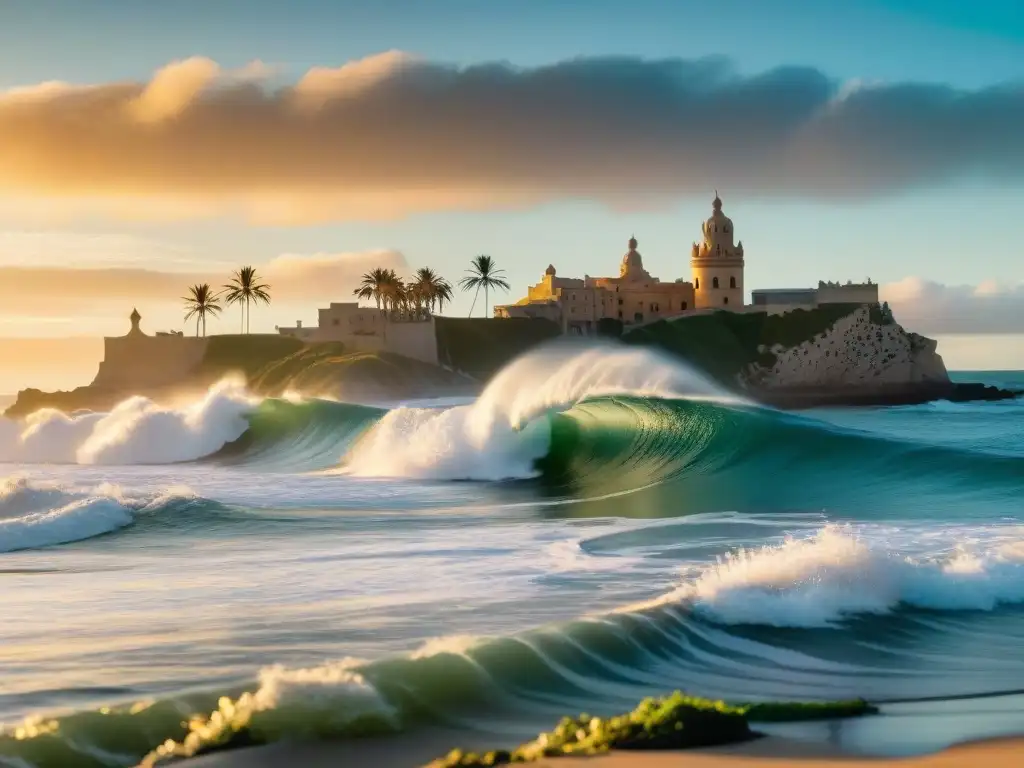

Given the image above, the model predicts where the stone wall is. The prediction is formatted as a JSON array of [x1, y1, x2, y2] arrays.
[[92, 334, 209, 391], [749, 306, 948, 389]]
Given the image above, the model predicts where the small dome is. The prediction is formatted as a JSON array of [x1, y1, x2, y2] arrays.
[[703, 191, 735, 249], [545, 264, 557, 276], [620, 235, 648, 280]]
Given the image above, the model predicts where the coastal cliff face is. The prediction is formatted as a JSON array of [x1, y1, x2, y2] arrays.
[[746, 306, 949, 389]]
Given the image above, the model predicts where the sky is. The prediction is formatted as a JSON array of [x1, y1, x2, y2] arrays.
[[0, 0, 1023, 391]]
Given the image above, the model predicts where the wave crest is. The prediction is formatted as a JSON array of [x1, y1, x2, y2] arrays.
[[0, 379, 255, 465], [0, 476, 197, 552]]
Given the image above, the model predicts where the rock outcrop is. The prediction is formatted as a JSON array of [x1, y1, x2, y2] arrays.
[[745, 306, 949, 389]]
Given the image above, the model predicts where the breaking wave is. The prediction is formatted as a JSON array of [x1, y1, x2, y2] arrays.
[[0, 476, 206, 553], [0, 380, 256, 465], [8, 524, 1024, 767]]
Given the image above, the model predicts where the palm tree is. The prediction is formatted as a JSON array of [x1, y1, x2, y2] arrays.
[[411, 267, 453, 317], [223, 266, 271, 335], [459, 255, 510, 318], [353, 267, 395, 314], [183, 283, 222, 337], [380, 270, 406, 318]]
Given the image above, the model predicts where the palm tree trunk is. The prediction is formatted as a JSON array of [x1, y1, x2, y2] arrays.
[[240, 303, 244, 333], [196, 315, 201, 337], [469, 286, 480, 317], [485, 285, 489, 319]]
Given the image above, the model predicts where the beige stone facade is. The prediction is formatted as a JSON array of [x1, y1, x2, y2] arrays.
[[499, 192, 885, 329], [277, 302, 439, 365], [93, 309, 208, 390], [495, 236, 695, 334], [690, 193, 745, 309]]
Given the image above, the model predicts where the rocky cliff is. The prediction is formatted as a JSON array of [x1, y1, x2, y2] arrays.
[[744, 306, 949, 389]]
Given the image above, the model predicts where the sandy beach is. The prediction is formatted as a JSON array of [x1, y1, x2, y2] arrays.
[[185, 731, 1024, 768]]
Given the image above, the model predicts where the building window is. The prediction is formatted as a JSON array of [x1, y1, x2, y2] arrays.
[[680, 301, 687, 310], [713, 277, 720, 289], [618, 310, 623, 319], [618, 298, 623, 306], [634, 312, 643, 322], [695, 278, 699, 290], [723, 296, 729, 305], [730, 276, 737, 289]]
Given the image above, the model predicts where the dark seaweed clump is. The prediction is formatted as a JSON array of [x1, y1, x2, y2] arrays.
[[431, 692, 877, 766]]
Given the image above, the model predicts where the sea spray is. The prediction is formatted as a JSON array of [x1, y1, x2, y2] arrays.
[[140, 661, 398, 766], [343, 342, 735, 480], [632, 525, 1024, 626], [0, 379, 256, 465]]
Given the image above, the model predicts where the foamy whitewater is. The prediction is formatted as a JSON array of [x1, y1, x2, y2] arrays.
[[2, 344, 1023, 766]]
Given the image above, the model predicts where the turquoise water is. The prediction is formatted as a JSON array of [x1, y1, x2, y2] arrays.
[[1, 345, 1023, 765]]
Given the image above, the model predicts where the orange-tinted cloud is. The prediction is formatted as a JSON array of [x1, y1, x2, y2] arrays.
[[1, 53, 1022, 223], [0, 249, 409, 312]]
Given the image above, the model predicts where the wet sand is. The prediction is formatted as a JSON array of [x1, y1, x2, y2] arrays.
[[186, 732, 1024, 768]]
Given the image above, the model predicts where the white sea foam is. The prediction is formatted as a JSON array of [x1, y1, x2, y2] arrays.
[[0, 379, 256, 465], [141, 659, 397, 766], [0, 475, 192, 552], [649, 525, 1024, 627], [344, 340, 732, 480]]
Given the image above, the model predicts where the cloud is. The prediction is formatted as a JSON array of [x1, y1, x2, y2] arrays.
[[0, 249, 409, 313], [0, 53, 1022, 222], [882, 277, 1024, 334]]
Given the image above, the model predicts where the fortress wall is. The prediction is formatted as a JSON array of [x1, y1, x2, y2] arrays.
[[754, 306, 948, 388], [383, 319, 439, 365], [816, 283, 879, 305], [92, 334, 209, 391]]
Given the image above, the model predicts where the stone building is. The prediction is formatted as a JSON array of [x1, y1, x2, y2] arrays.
[[92, 309, 208, 390], [497, 193, 750, 330], [277, 302, 439, 365], [751, 281, 879, 315], [495, 235, 695, 334]]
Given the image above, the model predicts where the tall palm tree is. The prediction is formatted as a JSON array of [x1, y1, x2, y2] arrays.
[[183, 283, 222, 337], [411, 267, 453, 316], [459, 255, 510, 318], [353, 267, 395, 313], [223, 266, 271, 335], [434, 279, 454, 315], [380, 270, 406, 317]]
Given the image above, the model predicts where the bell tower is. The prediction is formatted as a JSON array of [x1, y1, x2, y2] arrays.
[[690, 192, 745, 309]]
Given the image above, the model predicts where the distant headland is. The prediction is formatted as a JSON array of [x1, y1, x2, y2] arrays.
[[4, 194, 1020, 417]]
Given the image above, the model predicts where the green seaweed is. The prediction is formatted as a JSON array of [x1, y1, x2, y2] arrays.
[[429, 692, 877, 767]]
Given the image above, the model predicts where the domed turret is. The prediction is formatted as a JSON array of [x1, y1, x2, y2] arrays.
[[702, 190, 735, 252], [545, 264, 557, 276], [690, 191, 745, 310], [620, 235, 649, 281]]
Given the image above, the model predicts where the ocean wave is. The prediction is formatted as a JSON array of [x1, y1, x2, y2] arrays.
[[0, 476, 198, 552], [634, 525, 1024, 627], [8, 523, 1024, 767], [342, 343, 735, 480], [0, 379, 255, 465]]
